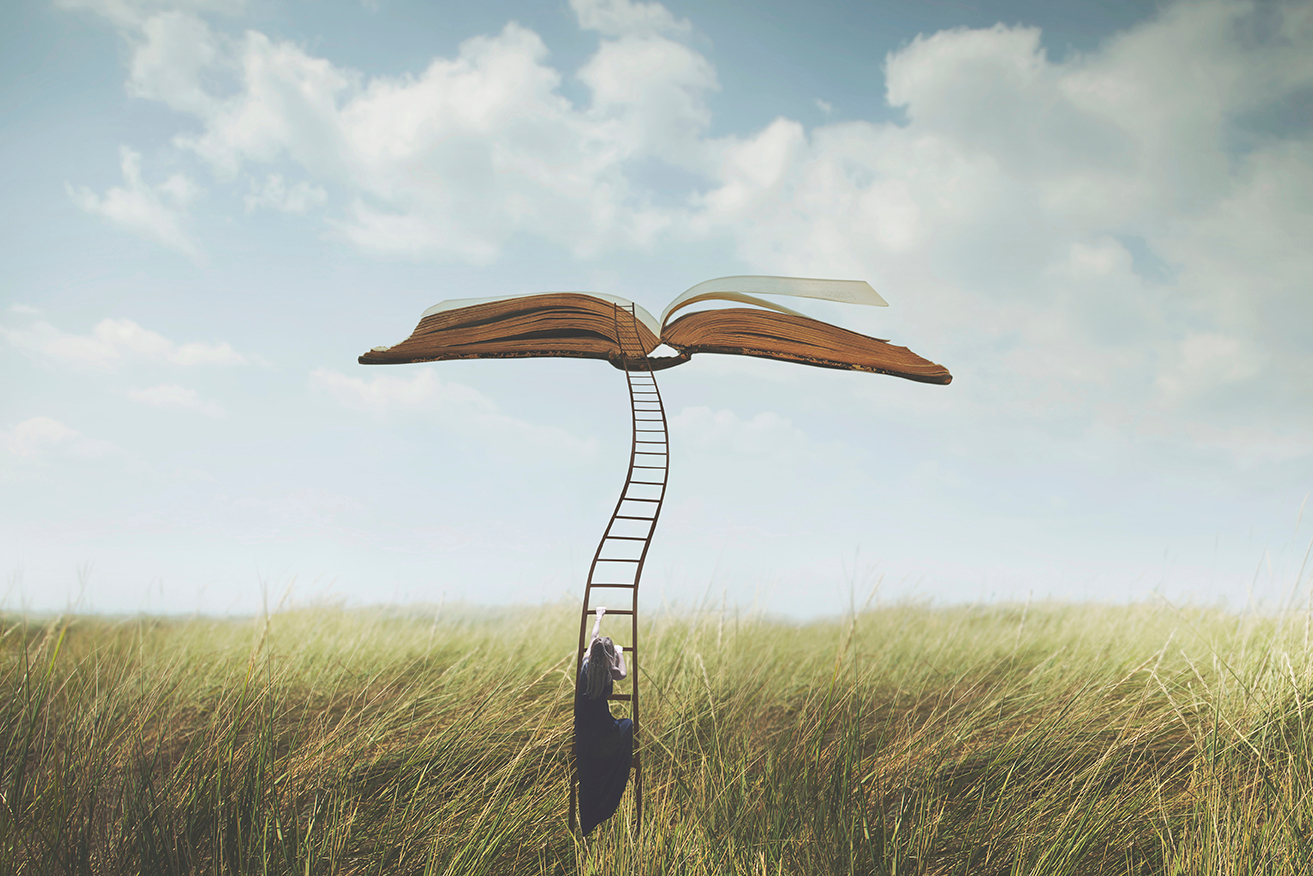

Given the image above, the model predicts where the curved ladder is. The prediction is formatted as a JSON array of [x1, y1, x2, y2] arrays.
[[570, 303, 669, 838]]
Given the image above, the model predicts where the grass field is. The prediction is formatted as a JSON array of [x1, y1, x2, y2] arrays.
[[3, 598, 1313, 875]]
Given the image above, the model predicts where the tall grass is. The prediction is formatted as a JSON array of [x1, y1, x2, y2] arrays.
[[2, 599, 1312, 875]]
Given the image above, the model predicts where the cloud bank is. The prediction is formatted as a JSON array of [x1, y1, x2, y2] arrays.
[[60, 0, 1313, 474], [1, 316, 245, 370]]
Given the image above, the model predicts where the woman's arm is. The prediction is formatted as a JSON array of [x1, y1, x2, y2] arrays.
[[589, 607, 626, 679]]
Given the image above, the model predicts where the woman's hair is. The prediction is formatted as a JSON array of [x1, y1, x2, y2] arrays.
[[582, 637, 617, 700]]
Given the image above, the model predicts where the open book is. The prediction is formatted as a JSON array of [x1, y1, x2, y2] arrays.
[[359, 276, 951, 384]]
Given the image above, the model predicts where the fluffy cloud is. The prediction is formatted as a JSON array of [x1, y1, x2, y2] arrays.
[[127, 384, 226, 417], [127, 9, 220, 115], [2, 417, 118, 459], [686, 1, 1313, 465], [309, 367, 598, 458], [310, 366, 495, 415], [1, 316, 245, 370], [570, 0, 692, 38], [69, 0, 1313, 273], [56, 0, 243, 29], [76, 3, 714, 261], [63, 0, 1313, 469], [66, 146, 203, 259], [671, 406, 830, 462], [577, 30, 717, 168], [244, 174, 327, 214]]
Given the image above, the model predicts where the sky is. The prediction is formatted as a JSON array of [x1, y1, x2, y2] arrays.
[[2, 0, 1311, 618]]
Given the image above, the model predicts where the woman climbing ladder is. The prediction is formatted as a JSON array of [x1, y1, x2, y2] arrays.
[[573, 607, 634, 835]]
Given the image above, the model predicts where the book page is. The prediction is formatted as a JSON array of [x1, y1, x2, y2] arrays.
[[659, 276, 888, 330]]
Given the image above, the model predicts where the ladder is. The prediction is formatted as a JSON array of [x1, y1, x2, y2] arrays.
[[569, 303, 669, 838]]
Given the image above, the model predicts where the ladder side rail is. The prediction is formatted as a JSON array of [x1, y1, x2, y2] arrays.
[[613, 303, 659, 840], [574, 306, 647, 678], [619, 303, 666, 840], [571, 303, 644, 835], [571, 302, 664, 839]]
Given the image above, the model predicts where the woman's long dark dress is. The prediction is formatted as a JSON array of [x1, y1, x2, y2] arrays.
[[574, 663, 634, 835]]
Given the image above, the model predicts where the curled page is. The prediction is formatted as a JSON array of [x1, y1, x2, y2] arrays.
[[659, 276, 887, 330]]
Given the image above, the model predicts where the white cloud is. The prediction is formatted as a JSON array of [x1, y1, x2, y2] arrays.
[[244, 174, 327, 213], [66, 146, 204, 259], [3, 417, 118, 459], [0, 317, 245, 370], [570, 0, 692, 38], [671, 406, 835, 463], [56, 0, 243, 29], [310, 367, 598, 458], [127, 384, 226, 417], [127, 10, 220, 115], [331, 202, 502, 265], [310, 366, 494, 415], [688, 2, 1311, 272], [682, 0, 1313, 467], [9, 304, 41, 315], [170, 338, 246, 366], [78, 5, 715, 261], [577, 31, 717, 167], [60, 0, 1313, 470]]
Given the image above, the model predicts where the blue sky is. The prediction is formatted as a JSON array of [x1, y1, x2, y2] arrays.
[[2, 0, 1311, 617]]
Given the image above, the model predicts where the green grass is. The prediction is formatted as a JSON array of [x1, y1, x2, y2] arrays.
[[3, 599, 1313, 875]]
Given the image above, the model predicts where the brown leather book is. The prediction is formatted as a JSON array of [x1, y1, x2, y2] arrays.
[[359, 276, 951, 385]]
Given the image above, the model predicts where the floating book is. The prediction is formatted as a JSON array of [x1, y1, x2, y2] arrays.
[[359, 276, 951, 385]]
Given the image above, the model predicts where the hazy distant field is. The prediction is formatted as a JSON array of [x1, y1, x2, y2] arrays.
[[3, 600, 1312, 875]]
